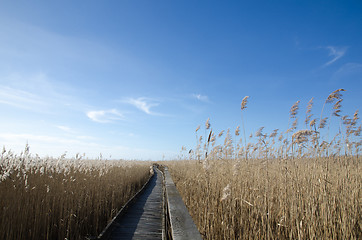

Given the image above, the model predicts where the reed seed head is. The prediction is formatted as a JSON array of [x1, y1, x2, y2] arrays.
[[196, 125, 200, 132], [255, 127, 264, 137], [235, 126, 240, 136], [205, 118, 211, 130], [333, 99, 343, 117], [220, 184, 231, 202], [241, 96, 249, 110], [352, 110, 359, 125], [292, 130, 314, 144], [269, 129, 279, 138], [326, 89, 345, 103], [306, 97, 314, 114], [290, 100, 300, 118], [319, 117, 328, 129], [309, 119, 317, 128], [305, 98, 314, 125]]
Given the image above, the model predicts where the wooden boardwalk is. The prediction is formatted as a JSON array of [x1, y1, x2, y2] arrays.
[[97, 165, 202, 240], [98, 167, 163, 240]]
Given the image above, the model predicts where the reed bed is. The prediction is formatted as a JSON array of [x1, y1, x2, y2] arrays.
[[0, 147, 151, 240], [167, 89, 361, 239]]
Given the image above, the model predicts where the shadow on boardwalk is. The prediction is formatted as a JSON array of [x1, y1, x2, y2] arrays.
[[103, 168, 163, 240]]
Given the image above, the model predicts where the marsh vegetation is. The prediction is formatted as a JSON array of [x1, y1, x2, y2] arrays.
[[168, 89, 361, 239]]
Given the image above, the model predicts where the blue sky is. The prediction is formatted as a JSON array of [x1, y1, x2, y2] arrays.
[[0, 0, 361, 160]]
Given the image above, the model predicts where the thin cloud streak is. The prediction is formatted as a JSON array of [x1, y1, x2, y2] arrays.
[[87, 109, 124, 123], [323, 46, 348, 66], [0, 72, 87, 114], [55, 126, 96, 140], [0, 86, 47, 110], [0, 133, 90, 145], [0, 132, 103, 159], [331, 62, 362, 83], [124, 97, 159, 115], [335, 62, 362, 75], [56, 125, 75, 133]]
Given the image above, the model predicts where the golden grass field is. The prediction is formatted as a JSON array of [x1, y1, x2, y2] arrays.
[[167, 89, 361, 239], [1, 89, 361, 239], [168, 156, 360, 239], [0, 149, 150, 239]]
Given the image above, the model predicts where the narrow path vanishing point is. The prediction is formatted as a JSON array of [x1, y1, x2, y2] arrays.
[[98, 167, 163, 240], [96, 166, 202, 240]]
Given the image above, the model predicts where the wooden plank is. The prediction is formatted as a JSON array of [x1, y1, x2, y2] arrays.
[[98, 167, 163, 240], [164, 167, 202, 240], [96, 166, 202, 240]]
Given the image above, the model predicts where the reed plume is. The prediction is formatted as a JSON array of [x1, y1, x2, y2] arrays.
[[305, 97, 314, 126], [241, 96, 249, 110], [290, 100, 300, 118], [241, 96, 250, 160]]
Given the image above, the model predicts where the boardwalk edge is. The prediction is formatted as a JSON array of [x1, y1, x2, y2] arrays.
[[164, 167, 203, 240], [96, 166, 156, 240]]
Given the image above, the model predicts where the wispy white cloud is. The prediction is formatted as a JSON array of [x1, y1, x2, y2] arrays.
[[335, 62, 362, 75], [0, 132, 102, 158], [55, 126, 96, 140], [124, 97, 159, 115], [192, 94, 209, 102], [0, 72, 85, 114], [0, 85, 47, 110], [87, 109, 124, 123], [331, 62, 362, 83], [0, 133, 87, 145], [56, 125, 75, 133], [323, 46, 348, 66]]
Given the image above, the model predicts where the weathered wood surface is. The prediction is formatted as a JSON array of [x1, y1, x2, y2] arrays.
[[164, 167, 203, 240], [98, 167, 163, 240], [97, 165, 202, 240]]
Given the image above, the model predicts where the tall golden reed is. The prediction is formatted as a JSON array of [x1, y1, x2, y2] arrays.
[[167, 89, 361, 239]]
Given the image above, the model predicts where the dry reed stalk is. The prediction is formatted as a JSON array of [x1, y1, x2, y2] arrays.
[[168, 156, 361, 240], [305, 97, 314, 127], [241, 96, 249, 160], [0, 149, 150, 240], [166, 89, 361, 239]]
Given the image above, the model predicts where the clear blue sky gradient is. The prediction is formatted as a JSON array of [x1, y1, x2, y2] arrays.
[[0, 1, 361, 160]]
